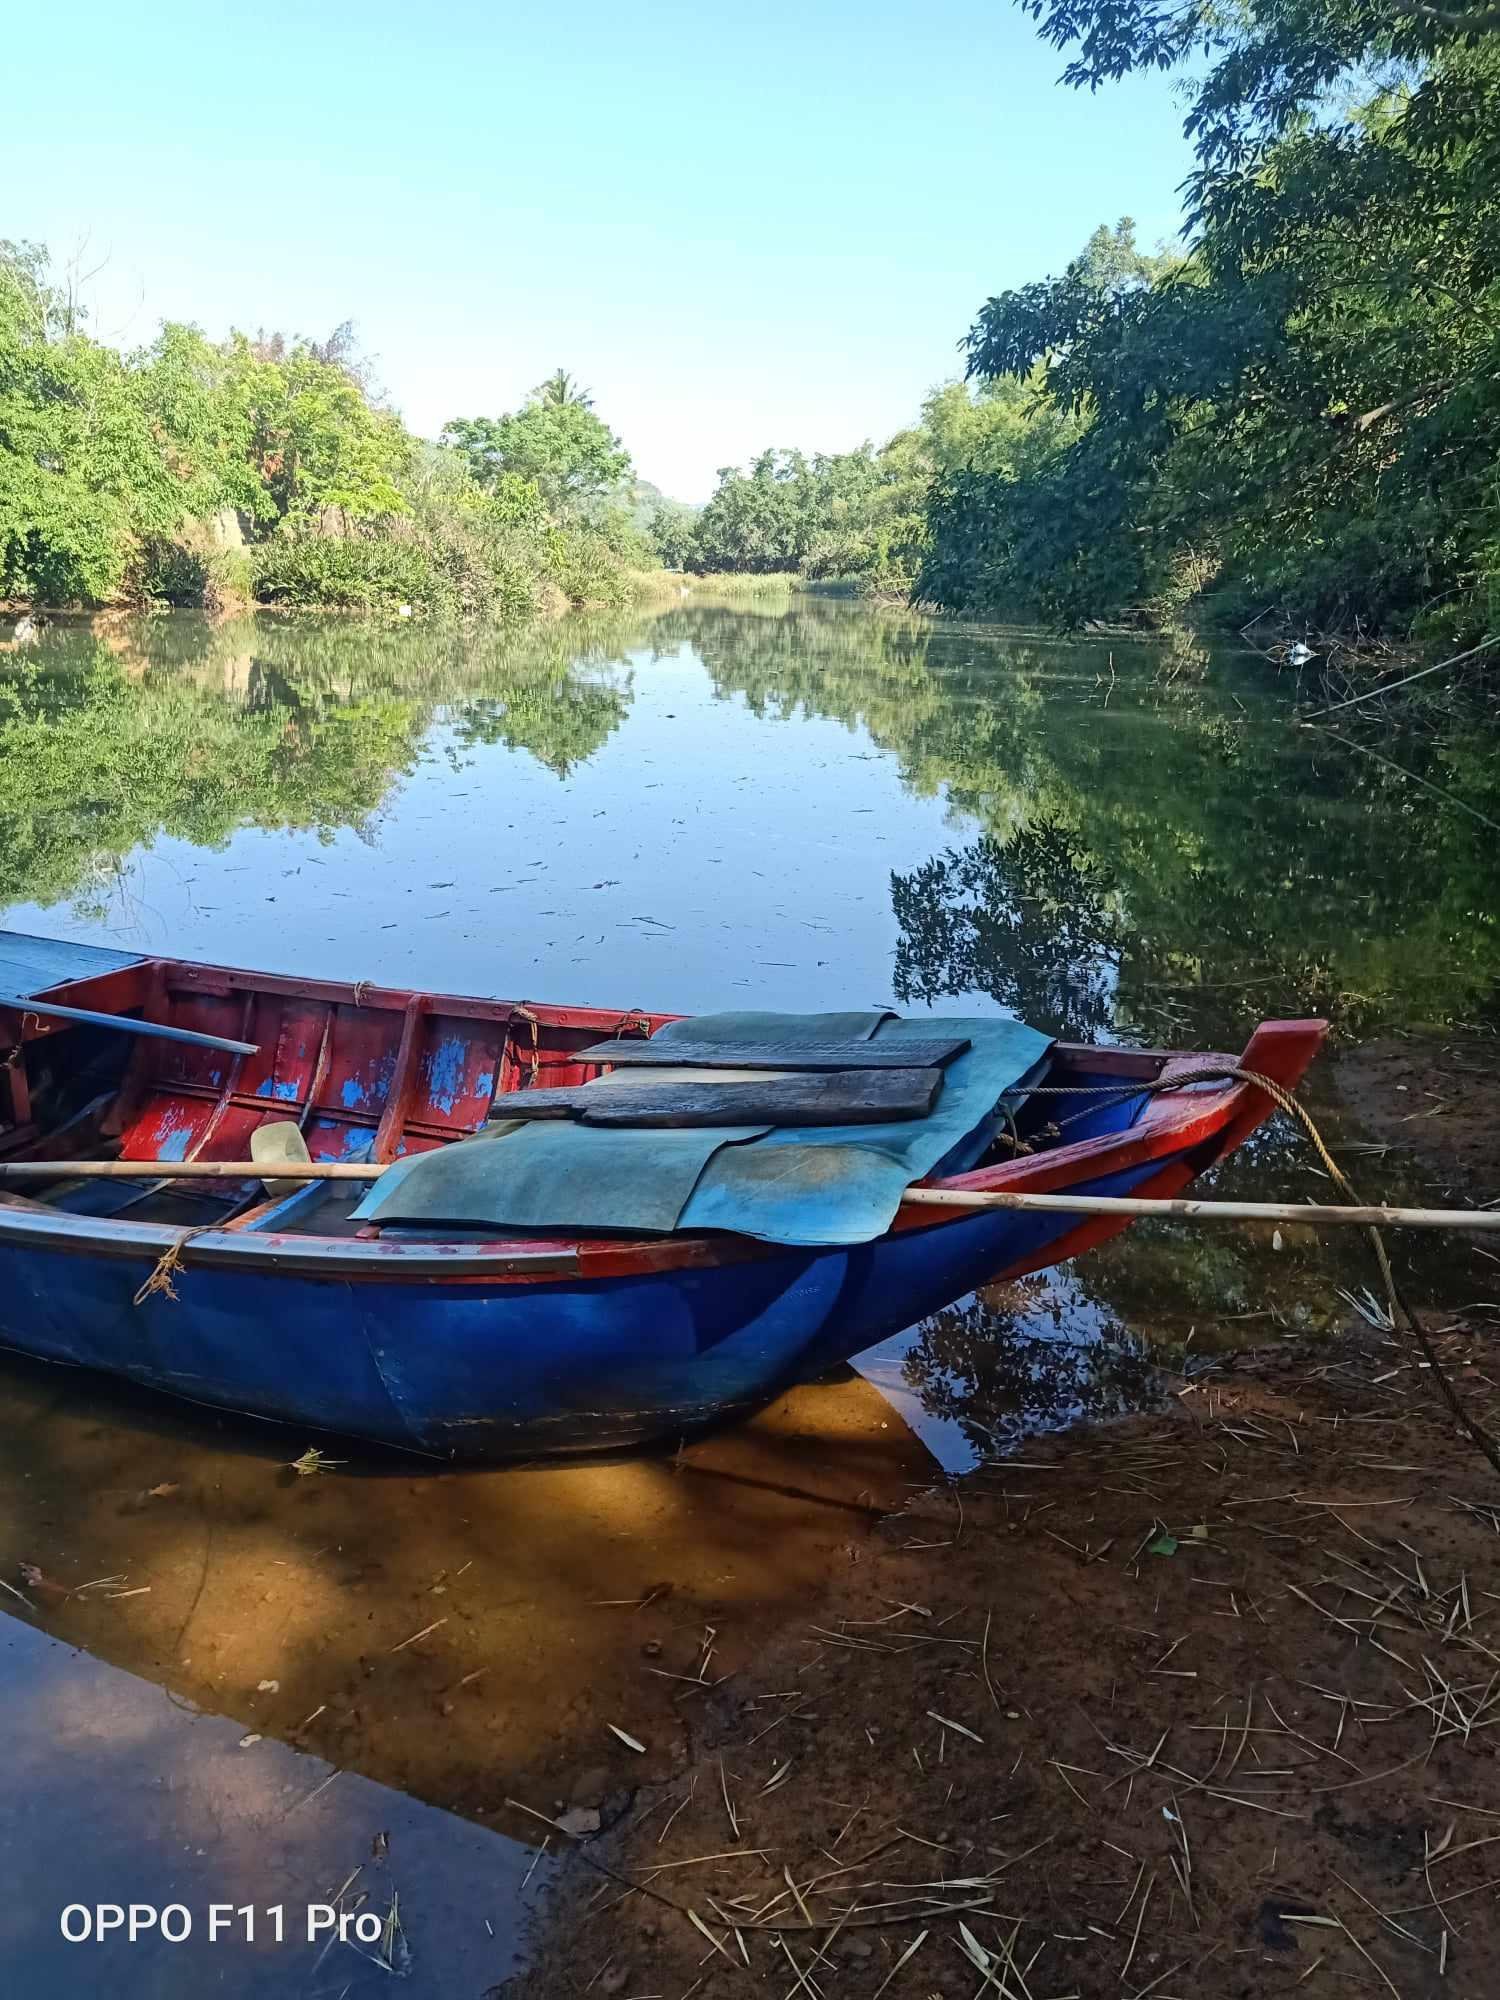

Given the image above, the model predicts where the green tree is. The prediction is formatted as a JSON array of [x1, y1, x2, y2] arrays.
[[645, 499, 700, 568], [534, 368, 593, 409], [442, 385, 631, 515], [691, 441, 933, 591], [922, 29, 1500, 634], [0, 244, 225, 603]]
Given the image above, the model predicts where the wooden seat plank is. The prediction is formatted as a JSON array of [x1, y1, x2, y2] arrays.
[[579, 1036, 970, 1073], [494, 1069, 944, 1128]]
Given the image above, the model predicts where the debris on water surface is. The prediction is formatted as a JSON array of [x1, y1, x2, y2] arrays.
[[287, 1447, 347, 1477]]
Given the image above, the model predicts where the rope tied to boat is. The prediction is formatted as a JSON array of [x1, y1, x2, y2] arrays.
[[133, 1224, 219, 1307], [512, 1006, 542, 1088], [1029, 1062, 1500, 1482]]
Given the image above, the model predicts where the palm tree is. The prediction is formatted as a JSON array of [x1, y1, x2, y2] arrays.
[[534, 368, 593, 410]]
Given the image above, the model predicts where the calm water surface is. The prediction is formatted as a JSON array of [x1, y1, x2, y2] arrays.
[[1, 599, 1495, 1989]]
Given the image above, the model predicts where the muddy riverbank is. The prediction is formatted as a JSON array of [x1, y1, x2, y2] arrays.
[[512, 1038, 1500, 2000]]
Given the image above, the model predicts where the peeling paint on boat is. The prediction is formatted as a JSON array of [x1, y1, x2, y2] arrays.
[[425, 1035, 468, 1116]]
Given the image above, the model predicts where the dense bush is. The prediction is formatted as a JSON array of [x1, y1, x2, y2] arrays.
[[0, 245, 663, 619], [251, 535, 441, 611]]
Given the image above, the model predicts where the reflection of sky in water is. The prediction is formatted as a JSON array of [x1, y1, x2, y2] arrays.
[[0, 1617, 546, 1996], [5, 602, 1494, 1042], [5, 637, 976, 1019]]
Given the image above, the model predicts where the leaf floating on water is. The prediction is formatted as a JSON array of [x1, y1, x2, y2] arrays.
[[607, 1724, 646, 1753], [555, 1806, 601, 1837], [256, 1679, 280, 1693], [1148, 1533, 1179, 1557], [239, 1733, 262, 1749]]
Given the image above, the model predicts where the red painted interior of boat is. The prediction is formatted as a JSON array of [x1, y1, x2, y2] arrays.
[[0, 954, 1326, 1285]]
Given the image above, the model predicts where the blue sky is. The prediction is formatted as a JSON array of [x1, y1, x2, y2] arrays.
[[5, 0, 1195, 499]]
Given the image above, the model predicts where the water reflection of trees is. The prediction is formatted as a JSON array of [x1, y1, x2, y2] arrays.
[[0, 614, 646, 912], [5, 602, 1494, 1038], [672, 599, 1498, 1039], [900, 1273, 1159, 1460], [891, 828, 1125, 1041]]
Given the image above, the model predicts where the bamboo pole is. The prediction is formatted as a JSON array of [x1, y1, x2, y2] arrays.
[[901, 1187, 1500, 1234], [0, 1157, 1497, 1236]]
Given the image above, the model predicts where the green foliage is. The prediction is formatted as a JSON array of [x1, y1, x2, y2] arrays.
[[533, 368, 593, 409], [239, 339, 410, 523], [0, 258, 664, 618], [1, 244, 202, 603], [137, 527, 254, 612], [545, 522, 647, 609], [251, 534, 440, 611], [921, 13, 1500, 636], [646, 498, 701, 568], [689, 443, 931, 594], [1018, 0, 1500, 178], [442, 386, 632, 515]]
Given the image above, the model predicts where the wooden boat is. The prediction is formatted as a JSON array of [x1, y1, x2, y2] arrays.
[[0, 934, 1325, 1458]]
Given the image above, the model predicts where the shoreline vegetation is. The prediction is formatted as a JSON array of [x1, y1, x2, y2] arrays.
[[4, 0, 1497, 662]]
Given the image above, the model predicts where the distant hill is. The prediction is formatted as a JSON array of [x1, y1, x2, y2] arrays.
[[620, 478, 700, 532]]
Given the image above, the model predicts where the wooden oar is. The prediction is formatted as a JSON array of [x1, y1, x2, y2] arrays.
[[0, 1158, 1495, 1235], [0, 996, 258, 1058]]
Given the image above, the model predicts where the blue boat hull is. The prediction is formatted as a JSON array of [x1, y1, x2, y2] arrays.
[[0, 1162, 1164, 1457]]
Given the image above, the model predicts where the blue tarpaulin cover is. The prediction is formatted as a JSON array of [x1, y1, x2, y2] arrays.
[[355, 1010, 1053, 1247], [0, 930, 142, 999]]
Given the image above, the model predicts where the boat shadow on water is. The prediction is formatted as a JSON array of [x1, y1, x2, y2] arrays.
[[0, 1332, 945, 1834]]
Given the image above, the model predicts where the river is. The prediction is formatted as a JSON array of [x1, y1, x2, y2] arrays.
[[0, 597, 1494, 1992]]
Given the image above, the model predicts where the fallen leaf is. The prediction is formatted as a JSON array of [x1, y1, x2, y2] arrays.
[[555, 1806, 601, 1838]]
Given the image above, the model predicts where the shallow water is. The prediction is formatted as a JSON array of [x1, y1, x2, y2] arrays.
[[1, 598, 1496, 1986], [0, 1615, 545, 1993]]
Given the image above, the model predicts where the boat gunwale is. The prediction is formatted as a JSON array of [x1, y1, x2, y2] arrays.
[[0, 985, 1328, 1284]]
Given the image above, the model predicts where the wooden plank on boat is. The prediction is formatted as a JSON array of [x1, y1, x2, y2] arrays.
[[497, 1069, 944, 1127], [579, 1035, 971, 1072]]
